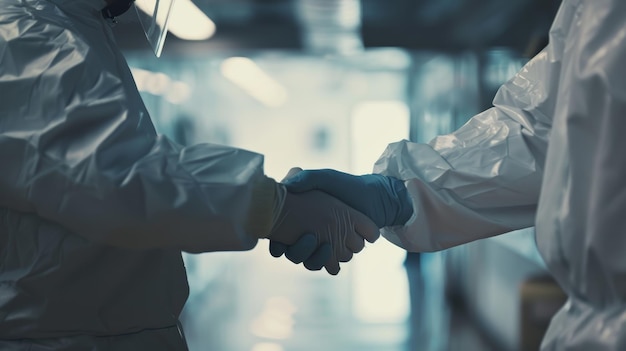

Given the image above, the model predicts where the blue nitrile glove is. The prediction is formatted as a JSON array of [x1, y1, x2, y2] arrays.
[[267, 185, 378, 275], [283, 168, 413, 228], [269, 167, 389, 271], [269, 234, 333, 271]]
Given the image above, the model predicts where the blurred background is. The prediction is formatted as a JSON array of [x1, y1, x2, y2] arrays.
[[113, 1, 565, 350]]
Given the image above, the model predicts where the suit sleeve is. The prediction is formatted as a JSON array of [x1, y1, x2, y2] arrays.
[[0, 14, 269, 253], [374, 40, 563, 252]]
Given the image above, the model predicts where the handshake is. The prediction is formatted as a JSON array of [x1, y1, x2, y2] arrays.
[[262, 168, 413, 275]]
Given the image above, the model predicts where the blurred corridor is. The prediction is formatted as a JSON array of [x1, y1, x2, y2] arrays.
[[123, 47, 565, 351], [179, 241, 495, 351]]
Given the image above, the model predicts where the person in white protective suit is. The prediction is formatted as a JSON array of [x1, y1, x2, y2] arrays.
[[273, 1, 626, 349], [0, 0, 380, 349]]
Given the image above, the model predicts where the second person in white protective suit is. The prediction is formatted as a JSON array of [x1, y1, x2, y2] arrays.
[[0, 0, 380, 349], [276, 1, 626, 349]]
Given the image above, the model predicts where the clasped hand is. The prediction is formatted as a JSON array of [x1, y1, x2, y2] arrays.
[[267, 189, 379, 275], [267, 168, 413, 275]]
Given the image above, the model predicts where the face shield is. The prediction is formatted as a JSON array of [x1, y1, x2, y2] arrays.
[[102, 0, 176, 57], [134, 0, 176, 57]]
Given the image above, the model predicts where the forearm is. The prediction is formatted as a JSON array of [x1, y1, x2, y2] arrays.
[[0, 16, 278, 253], [375, 47, 559, 251], [375, 138, 539, 252], [1, 135, 269, 252]]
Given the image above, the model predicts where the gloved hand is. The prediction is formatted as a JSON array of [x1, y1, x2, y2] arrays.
[[269, 167, 412, 269], [284, 168, 413, 228], [267, 188, 380, 275]]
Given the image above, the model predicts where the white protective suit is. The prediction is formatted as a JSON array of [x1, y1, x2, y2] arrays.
[[0, 0, 273, 349], [375, 0, 626, 349]]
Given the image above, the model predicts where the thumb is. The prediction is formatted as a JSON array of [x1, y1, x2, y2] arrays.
[[282, 167, 303, 182], [282, 170, 317, 193], [281, 168, 320, 193]]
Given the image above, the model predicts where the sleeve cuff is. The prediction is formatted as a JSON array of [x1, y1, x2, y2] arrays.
[[245, 176, 285, 238]]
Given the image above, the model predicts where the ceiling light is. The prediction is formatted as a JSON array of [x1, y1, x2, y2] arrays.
[[221, 57, 288, 108], [168, 0, 216, 40], [135, 0, 216, 41]]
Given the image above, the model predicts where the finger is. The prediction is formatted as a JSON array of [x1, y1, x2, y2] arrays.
[[338, 249, 353, 263], [285, 234, 318, 264], [351, 209, 381, 243], [283, 171, 317, 193], [281, 167, 304, 182], [344, 233, 366, 254], [339, 208, 367, 253], [269, 241, 288, 257], [324, 257, 341, 276], [303, 244, 331, 271]]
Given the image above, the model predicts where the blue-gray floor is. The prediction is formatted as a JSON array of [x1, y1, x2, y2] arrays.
[[180, 241, 496, 351]]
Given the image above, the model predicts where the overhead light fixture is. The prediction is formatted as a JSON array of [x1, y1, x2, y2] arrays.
[[221, 57, 288, 108], [135, 0, 216, 41], [168, 0, 216, 40]]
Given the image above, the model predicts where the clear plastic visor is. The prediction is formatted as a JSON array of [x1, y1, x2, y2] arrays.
[[134, 0, 176, 57]]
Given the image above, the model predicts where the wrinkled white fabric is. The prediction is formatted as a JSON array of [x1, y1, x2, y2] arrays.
[[0, 0, 267, 349], [375, 0, 626, 349]]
